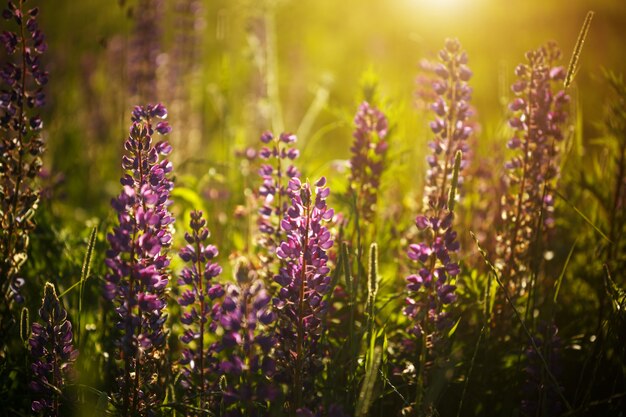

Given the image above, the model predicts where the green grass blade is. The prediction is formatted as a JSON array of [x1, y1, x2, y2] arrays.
[[356, 344, 383, 417], [554, 238, 578, 303]]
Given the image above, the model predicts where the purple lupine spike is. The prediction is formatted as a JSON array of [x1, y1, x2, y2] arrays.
[[177, 210, 223, 413], [29, 282, 78, 416], [404, 211, 460, 339], [256, 131, 301, 276], [403, 39, 469, 344], [349, 101, 389, 222], [273, 177, 334, 412], [498, 42, 569, 289], [104, 104, 173, 416], [127, 0, 164, 103], [403, 39, 470, 412], [422, 38, 473, 210], [215, 259, 279, 416], [1, 0, 48, 305]]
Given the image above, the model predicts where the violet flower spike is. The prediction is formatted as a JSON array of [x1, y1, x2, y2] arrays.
[[349, 101, 389, 222], [423, 38, 473, 209], [215, 260, 278, 416], [403, 39, 469, 412], [1, 0, 48, 306], [177, 210, 223, 414], [128, 0, 164, 103], [498, 42, 569, 288], [256, 131, 300, 276], [273, 176, 334, 412], [104, 103, 173, 416], [29, 282, 78, 416]]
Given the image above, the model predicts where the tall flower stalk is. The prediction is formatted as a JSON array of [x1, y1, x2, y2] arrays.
[[273, 177, 334, 414], [0, 0, 48, 307], [349, 101, 389, 224], [127, 0, 164, 103], [104, 104, 173, 416], [403, 38, 473, 414], [498, 42, 569, 291], [178, 210, 223, 415], [423, 38, 472, 209], [29, 282, 78, 416], [215, 259, 278, 417], [256, 131, 300, 276], [403, 152, 462, 414]]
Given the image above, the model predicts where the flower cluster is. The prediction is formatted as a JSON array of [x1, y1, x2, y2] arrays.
[[404, 211, 460, 339], [177, 210, 223, 412], [423, 38, 473, 209], [215, 260, 278, 416], [349, 101, 389, 222], [104, 103, 173, 415], [128, 0, 164, 103], [403, 40, 469, 410], [0, 0, 48, 304], [403, 40, 469, 345], [256, 131, 300, 273], [273, 177, 335, 412], [498, 42, 569, 286], [29, 282, 78, 415]]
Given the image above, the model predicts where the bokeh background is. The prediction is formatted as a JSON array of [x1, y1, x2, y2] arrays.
[[36, 0, 626, 227]]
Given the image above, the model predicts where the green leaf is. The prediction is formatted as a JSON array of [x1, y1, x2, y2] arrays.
[[448, 316, 462, 338], [553, 238, 578, 303], [171, 187, 206, 211]]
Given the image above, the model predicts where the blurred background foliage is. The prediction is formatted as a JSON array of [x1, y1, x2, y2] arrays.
[[37, 0, 626, 223]]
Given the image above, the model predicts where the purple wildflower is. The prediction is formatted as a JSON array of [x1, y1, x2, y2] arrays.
[[0, 0, 48, 304], [128, 0, 164, 103], [423, 38, 473, 209], [177, 210, 223, 414], [403, 39, 470, 344], [166, 0, 204, 161], [273, 176, 335, 412], [403, 38, 471, 411], [104, 104, 173, 416], [215, 259, 278, 417], [498, 42, 569, 288], [256, 131, 300, 275], [29, 283, 78, 416], [404, 210, 460, 339], [349, 101, 389, 222]]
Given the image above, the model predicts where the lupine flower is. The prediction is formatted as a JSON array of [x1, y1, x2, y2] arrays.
[[498, 42, 569, 288], [128, 0, 164, 103], [0, 0, 48, 305], [29, 282, 78, 416], [521, 322, 563, 417], [177, 210, 223, 414], [403, 39, 471, 345], [256, 131, 300, 274], [273, 177, 335, 412], [214, 259, 278, 417], [104, 103, 173, 416], [403, 39, 471, 412], [166, 0, 204, 161], [349, 101, 389, 223], [423, 38, 473, 209], [404, 210, 460, 339]]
